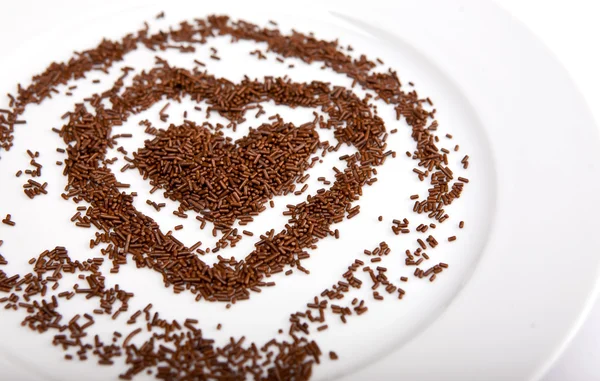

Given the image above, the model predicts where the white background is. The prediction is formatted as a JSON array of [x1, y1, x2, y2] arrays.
[[0, 1, 599, 380]]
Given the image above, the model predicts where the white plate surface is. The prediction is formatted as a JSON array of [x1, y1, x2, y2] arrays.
[[0, 1, 598, 381]]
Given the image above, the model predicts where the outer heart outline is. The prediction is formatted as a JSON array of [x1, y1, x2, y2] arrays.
[[59, 61, 387, 302]]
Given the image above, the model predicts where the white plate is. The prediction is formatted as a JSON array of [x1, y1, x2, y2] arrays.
[[0, 1, 598, 380]]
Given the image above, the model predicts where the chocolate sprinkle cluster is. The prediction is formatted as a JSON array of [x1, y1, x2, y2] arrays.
[[0, 13, 469, 381]]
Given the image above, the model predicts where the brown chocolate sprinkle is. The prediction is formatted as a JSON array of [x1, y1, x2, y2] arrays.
[[0, 14, 471, 381], [2, 214, 15, 226]]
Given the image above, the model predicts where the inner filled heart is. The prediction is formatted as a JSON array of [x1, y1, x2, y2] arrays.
[[130, 118, 320, 231]]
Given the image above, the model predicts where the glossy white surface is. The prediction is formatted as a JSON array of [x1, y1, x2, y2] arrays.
[[0, 1, 598, 380], [495, 2, 600, 380]]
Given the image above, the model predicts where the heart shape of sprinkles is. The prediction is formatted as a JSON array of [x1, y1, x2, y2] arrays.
[[65, 62, 387, 301], [131, 118, 321, 233]]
